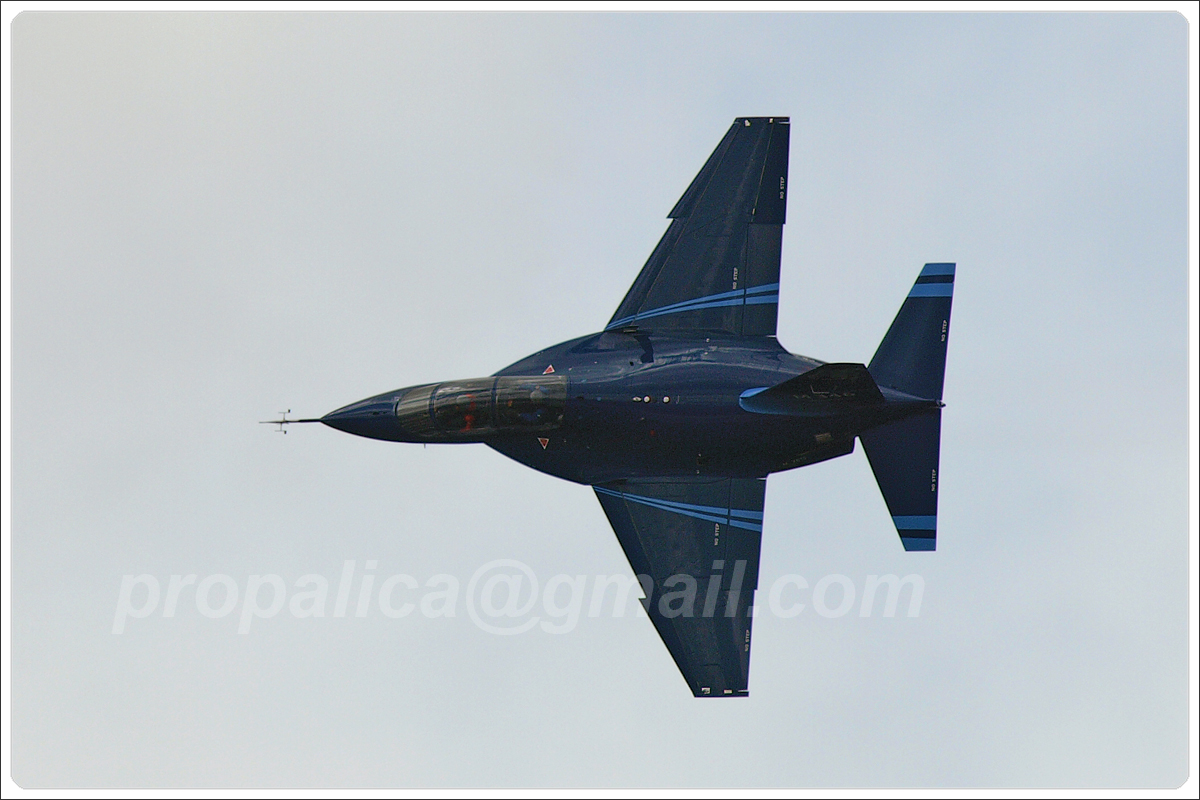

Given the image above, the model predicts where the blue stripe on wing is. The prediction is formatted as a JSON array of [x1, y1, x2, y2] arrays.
[[593, 486, 764, 532], [606, 284, 779, 330]]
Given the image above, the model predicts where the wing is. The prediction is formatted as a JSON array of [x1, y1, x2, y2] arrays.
[[607, 117, 790, 337], [593, 477, 766, 697]]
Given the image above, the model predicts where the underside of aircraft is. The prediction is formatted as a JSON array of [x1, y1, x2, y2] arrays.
[[288, 117, 955, 697]]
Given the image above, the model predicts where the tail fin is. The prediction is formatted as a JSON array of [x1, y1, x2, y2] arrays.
[[861, 263, 955, 552], [868, 263, 955, 401]]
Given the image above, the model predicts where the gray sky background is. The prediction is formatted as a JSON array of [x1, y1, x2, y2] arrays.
[[10, 11, 1191, 788]]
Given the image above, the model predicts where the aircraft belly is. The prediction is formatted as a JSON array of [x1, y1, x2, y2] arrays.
[[487, 393, 844, 485]]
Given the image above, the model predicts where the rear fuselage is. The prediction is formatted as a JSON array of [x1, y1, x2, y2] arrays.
[[321, 331, 935, 485]]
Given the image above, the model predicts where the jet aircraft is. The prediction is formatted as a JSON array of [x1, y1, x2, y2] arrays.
[[277, 117, 954, 697]]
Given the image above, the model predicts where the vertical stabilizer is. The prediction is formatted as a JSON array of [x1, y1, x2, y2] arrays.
[[862, 263, 954, 551]]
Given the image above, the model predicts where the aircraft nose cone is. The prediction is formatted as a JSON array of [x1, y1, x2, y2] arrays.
[[321, 394, 402, 441]]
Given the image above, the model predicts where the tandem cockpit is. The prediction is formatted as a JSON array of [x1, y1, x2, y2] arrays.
[[319, 375, 567, 443]]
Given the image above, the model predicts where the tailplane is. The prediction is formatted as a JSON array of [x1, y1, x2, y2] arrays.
[[860, 411, 942, 551]]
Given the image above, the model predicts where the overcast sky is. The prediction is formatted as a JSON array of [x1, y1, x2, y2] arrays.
[[10, 11, 1191, 788]]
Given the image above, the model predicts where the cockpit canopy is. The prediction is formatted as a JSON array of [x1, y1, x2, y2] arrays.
[[395, 375, 567, 440]]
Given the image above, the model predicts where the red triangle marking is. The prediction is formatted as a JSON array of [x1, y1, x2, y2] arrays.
[[543, 365, 555, 374], [537, 437, 549, 449]]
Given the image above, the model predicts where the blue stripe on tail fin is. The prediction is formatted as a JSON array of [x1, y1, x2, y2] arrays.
[[860, 411, 942, 552], [868, 263, 955, 401]]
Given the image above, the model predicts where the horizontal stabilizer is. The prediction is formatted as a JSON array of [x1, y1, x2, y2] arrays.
[[740, 363, 884, 415], [860, 411, 941, 551]]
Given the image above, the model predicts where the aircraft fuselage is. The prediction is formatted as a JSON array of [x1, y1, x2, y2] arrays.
[[321, 331, 937, 485]]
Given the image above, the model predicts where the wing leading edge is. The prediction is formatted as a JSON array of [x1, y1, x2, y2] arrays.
[[593, 477, 766, 697], [607, 117, 790, 337]]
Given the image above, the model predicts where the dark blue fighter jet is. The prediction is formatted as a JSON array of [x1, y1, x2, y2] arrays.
[[293, 117, 954, 697]]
